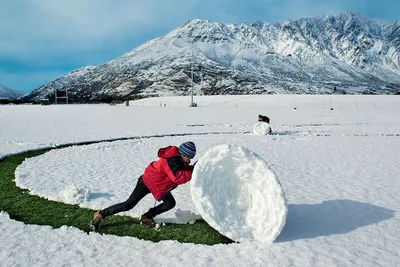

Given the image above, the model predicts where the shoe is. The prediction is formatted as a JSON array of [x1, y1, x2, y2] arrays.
[[140, 212, 156, 227], [90, 210, 103, 231]]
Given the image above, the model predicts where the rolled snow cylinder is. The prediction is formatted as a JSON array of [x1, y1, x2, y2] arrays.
[[252, 121, 272, 135], [190, 144, 287, 243]]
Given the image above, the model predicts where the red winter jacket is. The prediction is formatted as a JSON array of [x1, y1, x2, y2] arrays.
[[142, 146, 193, 201]]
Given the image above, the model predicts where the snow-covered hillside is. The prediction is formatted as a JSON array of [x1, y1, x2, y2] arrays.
[[22, 66, 97, 101], [22, 11, 400, 102], [0, 84, 24, 99]]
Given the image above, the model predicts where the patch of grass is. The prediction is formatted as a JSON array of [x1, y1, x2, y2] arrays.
[[0, 149, 233, 245]]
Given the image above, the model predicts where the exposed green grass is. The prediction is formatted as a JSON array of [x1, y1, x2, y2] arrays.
[[0, 149, 233, 245]]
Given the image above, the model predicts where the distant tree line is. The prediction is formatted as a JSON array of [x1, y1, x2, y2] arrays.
[[0, 99, 39, 105]]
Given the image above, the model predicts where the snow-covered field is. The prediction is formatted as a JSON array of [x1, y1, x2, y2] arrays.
[[1, 95, 400, 266]]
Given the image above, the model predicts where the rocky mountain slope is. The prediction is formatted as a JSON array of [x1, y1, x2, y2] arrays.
[[22, 11, 400, 102]]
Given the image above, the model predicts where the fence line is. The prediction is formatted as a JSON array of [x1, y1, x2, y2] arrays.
[[129, 100, 400, 110]]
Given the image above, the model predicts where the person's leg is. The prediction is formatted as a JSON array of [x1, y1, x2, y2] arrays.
[[100, 176, 150, 217], [148, 192, 176, 217], [140, 192, 176, 227]]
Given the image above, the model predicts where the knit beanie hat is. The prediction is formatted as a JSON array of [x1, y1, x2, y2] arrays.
[[178, 141, 196, 159]]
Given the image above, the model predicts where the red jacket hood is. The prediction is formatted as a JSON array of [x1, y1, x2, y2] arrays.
[[157, 146, 180, 158]]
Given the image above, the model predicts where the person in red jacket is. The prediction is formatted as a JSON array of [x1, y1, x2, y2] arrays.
[[90, 141, 197, 230]]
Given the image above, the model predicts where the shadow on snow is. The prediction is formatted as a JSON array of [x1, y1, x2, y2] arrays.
[[276, 199, 395, 242], [89, 192, 113, 200]]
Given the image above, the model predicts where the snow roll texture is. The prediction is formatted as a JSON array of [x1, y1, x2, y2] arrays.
[[190, 144, 287, 243], [252, 121, 271, 136]]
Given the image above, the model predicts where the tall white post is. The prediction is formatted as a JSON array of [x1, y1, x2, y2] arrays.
[[191, 49, 194, 107]]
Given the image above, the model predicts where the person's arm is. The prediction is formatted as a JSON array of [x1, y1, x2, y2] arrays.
[[164, 157, 193, 184]]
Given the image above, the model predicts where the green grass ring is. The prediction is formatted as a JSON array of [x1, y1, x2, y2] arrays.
[[0, 147, 233, 245]]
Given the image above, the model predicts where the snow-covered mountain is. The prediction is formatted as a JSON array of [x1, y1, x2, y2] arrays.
[[22, 11, 400, 102], [21, 66, 97, 101], [0, 84, 24, 99]]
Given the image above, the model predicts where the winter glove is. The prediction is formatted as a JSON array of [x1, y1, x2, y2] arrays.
[[189, 161, 197, 172]]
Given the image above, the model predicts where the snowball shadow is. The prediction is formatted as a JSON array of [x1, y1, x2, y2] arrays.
[[276, 199, 395, 242], [89, 192, 113, 200]]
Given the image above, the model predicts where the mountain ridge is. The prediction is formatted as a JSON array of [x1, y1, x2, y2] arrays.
[[21, 11, 400, 102], [0, 84, 24, 99]]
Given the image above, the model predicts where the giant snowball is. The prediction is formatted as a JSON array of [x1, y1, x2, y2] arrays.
[[190, 144, 287, 243], [252, 121, 271, 135]]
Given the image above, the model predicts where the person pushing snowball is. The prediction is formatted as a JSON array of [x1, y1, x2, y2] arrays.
[[90, 141, 197, 229], [253, 114, 272, 135]]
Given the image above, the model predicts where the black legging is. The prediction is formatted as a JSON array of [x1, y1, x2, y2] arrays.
[[100, 176, 176, 217]]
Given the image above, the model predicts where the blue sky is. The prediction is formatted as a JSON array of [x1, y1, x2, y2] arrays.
[[1, 0, 399, 92]]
